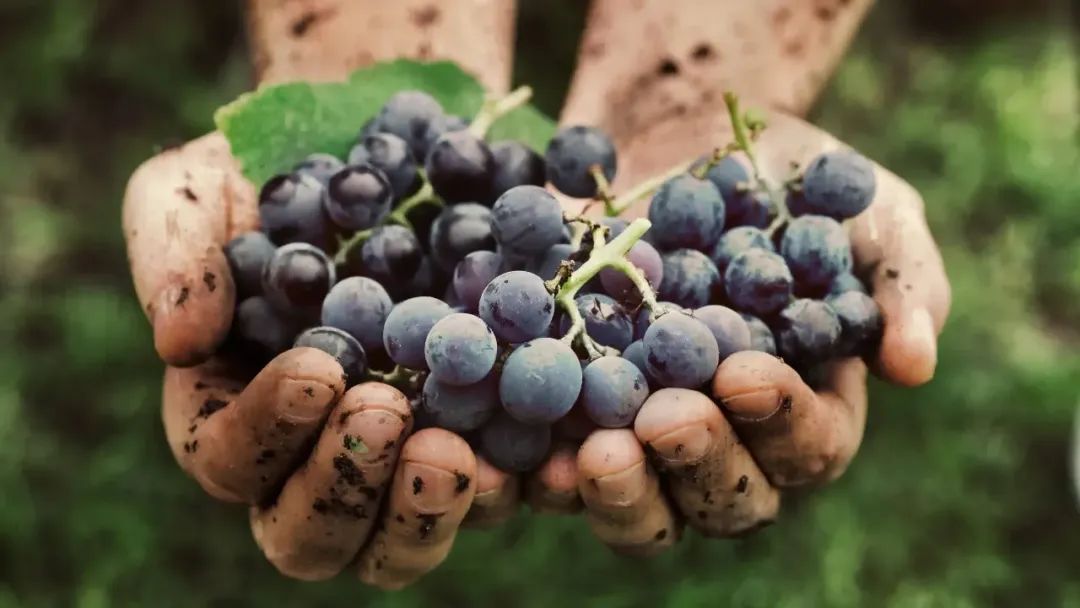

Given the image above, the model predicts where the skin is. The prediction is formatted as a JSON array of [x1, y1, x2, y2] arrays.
[[124, 0, 950, 588]]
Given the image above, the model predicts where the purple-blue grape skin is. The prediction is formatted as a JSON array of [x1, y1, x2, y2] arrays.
[[262, 243, 336, 320], [731, 190, 778, 229], [421, 372, 500, 432], [499, 338, 583, 424], [258, 172, 335, 250], [709, 226, 775, 274], [826, 291, 883, 357], [658, 249, 723, 309], [420, 113, 470, 159], [347, 133, 420, 199], [601, 217, 628, 239], [642, 312, 720, 389], [780, 215, 853, 292], [558, 294, 634, 350], [490, 185, 565, 256], [478, 271, 555, 343], [694, 305, 753, 360], [773, 299, 842, 364], [321, 276, 393, 352], [293, 153, 345, 186], [647, 174, 726, 252], [425, 130, 494, 204], [530, 243, 576, 280], [428, 203, 496, 272], [545, 126, 617, 198], [294, 326, 368, 386], [489, 141, 546, 201], [224, 231, 276, 299], [453, 251, 503, 312], [234, 296, 298, 360], [424, 313, 498, 386], [480, 412, 552, 473], [800, 150, 877, 220], [723, 249, 794, 317], [382, 296, 453, 369], [621, 340, 648, 372], [740, 313, 778, 356], [633, 301, 684, 340], [697, 156, 779, 229], [374, 90, 445, 160], [352, 224, 424, 286], [828, 272, 869, 296], [581, 356, 650, 428], [599, 240, 663, 305], [323, 163, 394, 232]]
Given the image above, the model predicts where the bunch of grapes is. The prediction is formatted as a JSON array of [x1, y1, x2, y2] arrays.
[[223, 88, 883, 475]]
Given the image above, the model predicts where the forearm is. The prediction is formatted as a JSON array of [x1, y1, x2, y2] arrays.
[[245, 0, 517, 91]]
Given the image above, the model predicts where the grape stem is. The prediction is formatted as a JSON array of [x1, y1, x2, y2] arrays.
[[554, 218, 657, 358], [468, 85, 534, 139], [720, 92, 791, 236], [605, 159, 696, 217], [333, 178, 439, 265], [365, 365, 419, 392]]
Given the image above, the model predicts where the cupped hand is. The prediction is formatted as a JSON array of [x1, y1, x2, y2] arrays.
[[527, 108, 950, 553], [124, 133, 511, 589]]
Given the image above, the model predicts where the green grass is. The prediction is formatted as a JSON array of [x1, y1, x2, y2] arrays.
[[1, 1, 1077, 606]]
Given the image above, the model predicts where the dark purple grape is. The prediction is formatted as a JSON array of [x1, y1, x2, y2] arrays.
[[799, 150, 876, 220], [374, 91, 445, 160], [258, 173, 334, 250], [710, 226, 775, 274], [323, 164, 394, 232], [545, 126, 617, 198], [558, 293, 634, 350], [294, 326, 368, 386], [224, 231, 275, 299], [694, 305, 752, 360], [780, 215, 853, 293], [234, 296, 298, 360], [347, 133, 420, 199], [429, 203, 496, 272], [648, 174, 726, 252], [773, 299, 841, 365], [489, 140, 546, 201], [453, 251, 503, 312], [353, 224, 424, 286], [425, 131, 494, 204], [599, 240, 663, 305], [740, 313, 777, 355], [321, 276, 393, 352], [724, 249, 794, 317], [293, 153, 345, 186], [826, 291, 883, 357], [658, 249, 723, 308], [262, 243, 335, 321]]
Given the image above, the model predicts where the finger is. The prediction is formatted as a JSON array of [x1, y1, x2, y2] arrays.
[[634, 388, 779, 537], [250, 383, 413, 580], [123, 133, 257, 367], [463, 456, 521, 528], [712, 351, 867, 487], [525, 442, 582, 514], [577, 429, 679, 557], [163, 348, 345, 504], [356, 428, 477, 591], [850, 174, 951, 386]]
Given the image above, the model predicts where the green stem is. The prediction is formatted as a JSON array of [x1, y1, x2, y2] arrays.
[[723, 92, 763, 180], [607, 159, 696, 216], [468, 85, 534, 139], [334, 179, 440, 265], [610, 258, 659, 311]]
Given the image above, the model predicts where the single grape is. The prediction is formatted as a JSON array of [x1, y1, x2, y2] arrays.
[[544, 125, 617, 198], [323, 163, 393, 232], [530, 243, 575, 280], [490, 185, 564, 255], [826, 291, 883, 357], [224, 231, 275, 299], [786, 187, 813, 218], [658, 249, 723, 308], [709, 226, 775, 273], [480, 411, 552, 473], [382, 296, 453, 369], [425, 130, 494, 204], [732, 190, 778, 229], [799, 150, 876, 220], [698, 156, 778, 229], [258, 172, 334, 250], [406, 198, 444, 253], [489, 140, 546, 201], [780, 215, 853, 292], [347, 133, 420, 199], [581, 356, 649, 428], [694, 305, 753, 360], [828, 272, 869, 296], [740, 313, 778, 355], [375, 90, 445, 159], [321, 276, 393, 352], [293, 153, 345, 186], [234, 296, 297, 360], [294, 326, 368, 386], [773, 299, 842, 364], [642, 311, 720, 388], [632, 301, 684, 340], [499, 337, 582, 424], [421, 371, 499, 432], [421, 113, 470, 158], [648, 174, 726, 252], [428, 203, 496, 272], [262, 243, 335, 320], [599, 240, 663, 305], [424, 313, 498, 386], [352, 224, 424, 286], [558, 293, 634, 350], [724, 249, 794, 317], [497, 246, 534, 272], [620, 340, 652, 383], [478, 270, 555, 343], [453, 251, 503, 312]]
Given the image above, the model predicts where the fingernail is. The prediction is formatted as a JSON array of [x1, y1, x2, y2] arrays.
[[648, 424, 712, 464], [341, 409, 405, 462], [592, 461, 647, 507], [403, 462, 461, 513], [721, 389, 783, 421]]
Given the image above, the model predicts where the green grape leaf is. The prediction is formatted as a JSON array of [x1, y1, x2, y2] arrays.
[[214, 60, 556, 185]]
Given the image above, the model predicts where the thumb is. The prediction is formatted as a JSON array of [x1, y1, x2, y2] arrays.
[[123, 133, 257, 366]]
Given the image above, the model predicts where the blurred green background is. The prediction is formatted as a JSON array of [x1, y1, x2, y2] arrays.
[[2, 1, 1078, 606]]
